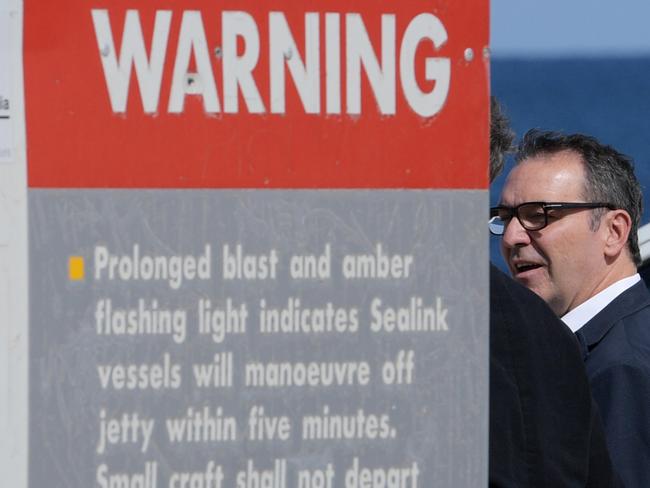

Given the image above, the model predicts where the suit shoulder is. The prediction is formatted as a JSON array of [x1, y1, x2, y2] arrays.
[[490, 266, 579, 346], [586, 303, 650, 376], [490, 266, 552, 313]]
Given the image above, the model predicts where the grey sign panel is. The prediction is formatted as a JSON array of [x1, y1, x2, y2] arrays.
[[29, 189, 488, 487], [0, 10, 13, 164]]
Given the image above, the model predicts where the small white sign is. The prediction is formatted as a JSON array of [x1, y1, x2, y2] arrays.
[[0, 11, 13, 164]]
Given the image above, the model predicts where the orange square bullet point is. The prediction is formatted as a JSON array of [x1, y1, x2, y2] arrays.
[[68, 256, 85, 281]]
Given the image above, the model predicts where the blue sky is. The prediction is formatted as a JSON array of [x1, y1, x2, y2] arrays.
[[491, 0, 650, 57]]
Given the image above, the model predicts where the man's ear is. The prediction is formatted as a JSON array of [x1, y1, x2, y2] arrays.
[[603, 209, 632, 258]]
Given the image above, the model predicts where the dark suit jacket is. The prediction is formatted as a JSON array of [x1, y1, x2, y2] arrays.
[[577, 280, 650, 487], [490, 265, 620, 487]]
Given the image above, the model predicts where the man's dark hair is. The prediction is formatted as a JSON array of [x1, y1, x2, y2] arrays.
[[516, 129, 643, 265], [490, 97, 515, 183]]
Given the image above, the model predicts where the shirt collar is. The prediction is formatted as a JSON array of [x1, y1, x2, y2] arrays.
[[561, 274, 641, 333]]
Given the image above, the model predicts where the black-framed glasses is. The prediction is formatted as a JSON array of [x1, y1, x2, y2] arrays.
[[489, 201, 616, 236]]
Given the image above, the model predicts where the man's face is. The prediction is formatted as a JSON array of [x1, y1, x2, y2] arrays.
[[500, 150, 608, 315]]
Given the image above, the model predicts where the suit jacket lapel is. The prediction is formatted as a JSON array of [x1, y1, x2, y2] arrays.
[[579, 281, 650, 354]]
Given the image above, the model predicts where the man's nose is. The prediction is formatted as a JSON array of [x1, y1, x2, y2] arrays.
[[501, 217, 532, 249]]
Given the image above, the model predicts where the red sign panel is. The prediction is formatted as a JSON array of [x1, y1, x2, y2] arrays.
[[24, 0, 488, 188]]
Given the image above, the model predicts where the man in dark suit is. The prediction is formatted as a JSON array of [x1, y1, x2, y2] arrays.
[[492, 129, 650, 486], [488, 102, 619, 487]]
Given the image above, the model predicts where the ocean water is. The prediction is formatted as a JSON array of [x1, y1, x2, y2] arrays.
[[489, 57, 650, 270]]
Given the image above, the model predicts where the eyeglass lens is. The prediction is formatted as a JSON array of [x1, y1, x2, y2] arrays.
[[489, 203, 547, 235]]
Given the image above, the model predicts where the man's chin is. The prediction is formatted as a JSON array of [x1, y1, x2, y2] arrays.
[[512, 264, 545, 285], [512, 269, 548, 298]]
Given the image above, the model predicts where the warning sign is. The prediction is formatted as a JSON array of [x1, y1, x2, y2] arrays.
[[25, 1, 488, 188], [24, 1, 489, 487]]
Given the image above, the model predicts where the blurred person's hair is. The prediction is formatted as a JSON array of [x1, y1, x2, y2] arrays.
[[490, 97, 515, 183]]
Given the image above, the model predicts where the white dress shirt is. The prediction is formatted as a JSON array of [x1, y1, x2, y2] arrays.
[[561, 274, 641, 333]]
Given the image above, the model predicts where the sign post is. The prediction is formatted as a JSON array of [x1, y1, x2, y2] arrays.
[[21, 1, 489, 486]]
